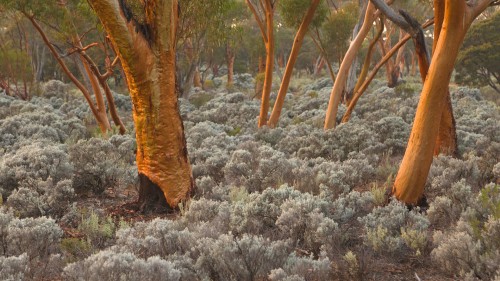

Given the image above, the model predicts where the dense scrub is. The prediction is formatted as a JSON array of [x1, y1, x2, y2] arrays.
[[0, 77, 499, 280]]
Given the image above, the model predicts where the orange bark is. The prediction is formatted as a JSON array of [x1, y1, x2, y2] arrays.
[[432, 0, 457, 156], [88, 0, 194, 208], [341, 18, 434, 123], [392, 0, 491, 204], [73, 37, 112, 134], [267, 0, 321, 128], [348, 16, 384, 106], [324, 2, 379, 130]]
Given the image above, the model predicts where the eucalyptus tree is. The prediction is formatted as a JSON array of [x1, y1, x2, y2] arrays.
[[0, 0, 125, 134], [86, 0, 194, 209], [0, 13, 33, 99], [319, 2, 359, 76], [324, 0, 382, 130], [176, 0, 234, 96], [267, 0, 327, 127], [245, 0, 277, 127], [456, 11, 500, 94], [392, 0, 498, 205]]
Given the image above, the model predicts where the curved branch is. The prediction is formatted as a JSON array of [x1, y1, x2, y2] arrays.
[[24, 13, 100, 120], [341, 18, 434, 123], [246, 0, 268, 43]]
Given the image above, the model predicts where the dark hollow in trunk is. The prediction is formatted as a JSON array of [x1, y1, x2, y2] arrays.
[[138, 173, 171, 213]]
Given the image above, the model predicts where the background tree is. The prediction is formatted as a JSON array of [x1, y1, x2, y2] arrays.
[[324, 1, 380, 130], [267, 0, 327, 127], [176, 0, 233, 96], [0, 0, 126, 135], [0, 13, 33, 99], [456, 11, 500, 93], [245, 0, 277, 127]]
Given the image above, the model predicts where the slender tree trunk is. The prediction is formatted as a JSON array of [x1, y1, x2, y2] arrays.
[[193, 66, 202, 88], [392, 0, 488, 204], [182, 61, 197, 97], [348, 16, 384, 105], [257, 0, 275, 127], [313, 55, 324, 77], [341, 18, 434, 123], [74, 37, 112, 134], [88, 0, 194, 209], [25, 14, 110, 134], [324, 2, 378, 129], [254, 55, 265, 99], [277, 52, 285, 68], [226, 43, 235, 86], [77, 51, 127, 135], [344, 0, 367, 103], [387, 29, 406, 87], [267, 0, 321, 127]]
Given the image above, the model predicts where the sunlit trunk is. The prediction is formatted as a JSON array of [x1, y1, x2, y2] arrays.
[[432, 0, 457, 156], [267, 0, 321, 127], [88, 0, 194, 208], [324, 2, 378, 130], [257, 0, 274, 127], [348, 16, 384, 105], [392, 0, 487, 204]]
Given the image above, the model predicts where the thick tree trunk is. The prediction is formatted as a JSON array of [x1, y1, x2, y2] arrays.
[[392, 0, 485, 204], [89, 0, 194, 208], [324, 2, 378, 130], [267, 0, 321, 128], [435, 94, 458, 156]]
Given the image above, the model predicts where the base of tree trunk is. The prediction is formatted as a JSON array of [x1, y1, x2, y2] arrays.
[[386, 186, 429, 212], [137, 173, 172, 213]]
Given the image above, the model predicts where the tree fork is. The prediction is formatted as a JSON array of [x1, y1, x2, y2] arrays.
[[324, 1, 379, 130], [341, 18, 434, 123]]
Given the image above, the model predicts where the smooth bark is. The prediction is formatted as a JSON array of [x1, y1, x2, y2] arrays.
[[324, 1, 379, 130], [246, 0, 275, 127], [267, 0, 321, 127], [341, 18, 434, 123], [348, 16, 384, 105], [392, 0, 492, 204]]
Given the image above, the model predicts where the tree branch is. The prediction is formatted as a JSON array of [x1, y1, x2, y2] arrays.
[[246, 0, 268, 43]]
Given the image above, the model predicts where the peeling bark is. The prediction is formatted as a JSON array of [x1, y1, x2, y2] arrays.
[[88, 0, 194, 208]]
